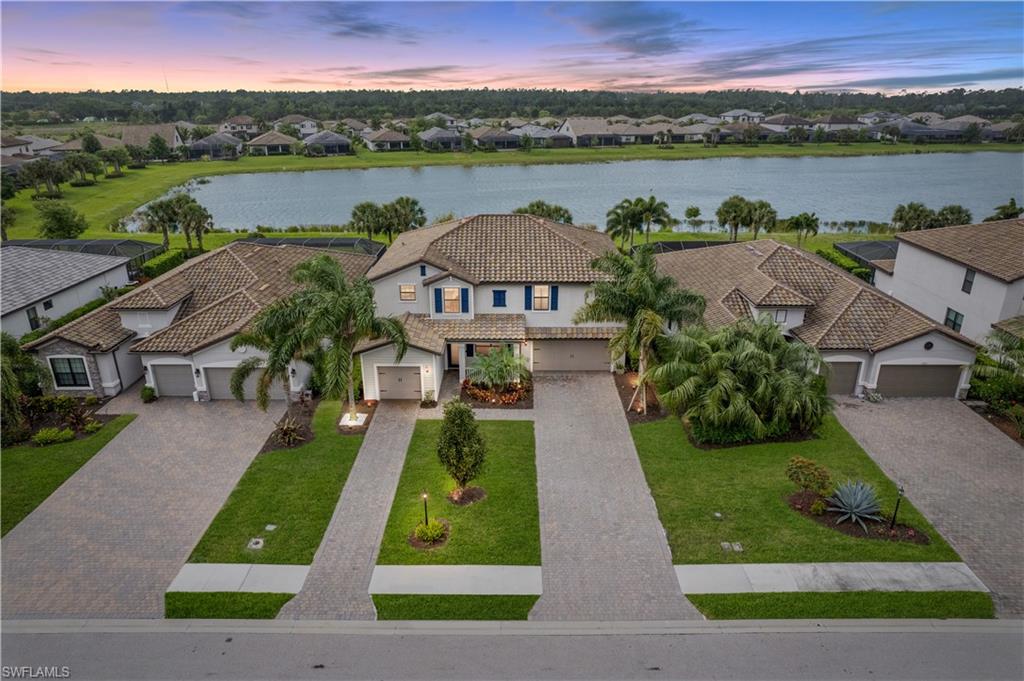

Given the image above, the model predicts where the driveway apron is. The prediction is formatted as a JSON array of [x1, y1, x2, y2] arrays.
[[529, 373, 700, 621], [834, 397, 1023, 616], [1, 390, 279, 619], [278, 401, 418, 620]]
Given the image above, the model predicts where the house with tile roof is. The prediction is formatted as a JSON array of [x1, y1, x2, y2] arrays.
[[302, 130, 352, 155], [655, 240, 976, 398], [24, 242, 375, 400], [272, 114, 318, 138], [362, 129, 411, 151], [356, 214, 620, 400], [418, 126, 463, 150], [557, 118, 621, 147], [872, 219, 1024, 342], [218, 115, 260, 139], [120, 124, 184, 150], [246, 130, 299, 155]]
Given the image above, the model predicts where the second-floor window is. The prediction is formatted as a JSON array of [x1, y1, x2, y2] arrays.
[[961, 268, 975, 294], [399, 284, 416, 302], [773, 309, 788, 323], [26, 306, 40, 330], [493, 290, 506, 308], [533, 285, 550, 311], [443, 287, 461, 313], [944, 307, 964, 332]]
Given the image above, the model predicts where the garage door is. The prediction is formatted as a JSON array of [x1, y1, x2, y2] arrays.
[[151, 364, 195, 397], [205, 367, 287, 401], [532, 340, 610, 371], [377, 366, 421, 400], [825, 361, 860, 395], [876, 365, 962, 398]]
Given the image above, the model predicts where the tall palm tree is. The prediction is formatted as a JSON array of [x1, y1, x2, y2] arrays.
[[350, 201, 381, 240], [138, 197, 178, 250], [574, 248, 705, 414], [606, 199, 640, 250], [716, 194, 750, 242], [633, 195, 674, 244], [228, 299, 309, 411], [973, 327, 1024, 389], [748, 199, 777, 240], [388, 196, 427, 236], [177, 197, 213, 252], [787, 212, 819, 248]]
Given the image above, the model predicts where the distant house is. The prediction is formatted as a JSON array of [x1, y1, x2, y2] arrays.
[[721, 122, 773, 141], [866, 118, 961, 142], [362, 129, 411, 151], [907, 111, 944, 125], [502, 117, 529, 129], [677, 122, 720, 142], [219, 115, 260, 139], [643, 115, 673, 124], [720, 109, 765, 123], [188, 132, 244, 159], [341, 118, 370, 134], [761, 113, 812, 131], [302, 130, 352, 155], [811, 114, 865, 132], [0, 246, 131, 338], [857, 111, 898, 126], [418, 127, 463, 150], [1, 136, 31, 157], [16, 135, 63, 156], [508, 124, 573, 148], [246, 130, 299, 155], [677, 113, 721, 125], [424, 112, 457, 128], [121, 124, 184, 150], [941, 114, 992, 128], [532, 116, 561, 127], [273, 115, 318, 139], [47, 134, 124, 153], [469, 126, 519, 149], [558, 118, 621, 147]]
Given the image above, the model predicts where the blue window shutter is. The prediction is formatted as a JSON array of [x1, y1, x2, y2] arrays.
[[525, 285, 533, 310], [419, 265, 426, 276], [434, 288, 442, 313], [551, 285, 559, 311], [466, 344, 475, 358], [493, 290, 506, 307], [460, 288, 469, 313]]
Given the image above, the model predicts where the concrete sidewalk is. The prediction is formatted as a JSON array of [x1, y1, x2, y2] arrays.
[[369, 565, 542, 595], [167, 564, 309, 594], [675, 562, 988, 594]]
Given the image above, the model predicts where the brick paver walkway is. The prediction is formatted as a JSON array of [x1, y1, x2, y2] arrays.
[[835, 397, 1023, 616], [1, 390, 279, 619], [278, 401, 418, 620], [529, 373, 700, 621]]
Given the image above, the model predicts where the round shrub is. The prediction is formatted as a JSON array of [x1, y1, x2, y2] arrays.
[[141, 385, 157, 403], [31, 427, 76, 446], [414, 518, 447, 544]]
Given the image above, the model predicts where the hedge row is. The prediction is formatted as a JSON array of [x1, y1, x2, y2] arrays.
[[816, 248, 873, 282], [19, 286, 136, 344], [140, 249, 190, 279]]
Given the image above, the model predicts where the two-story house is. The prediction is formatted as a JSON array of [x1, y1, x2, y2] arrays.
[[719, 109, 765, 123], [873, 219, 1024, 342], [356, 214, 619, 401], [219, 115, 260, 139], [656, 240, 977, 398], [273, 115, 318, 139]]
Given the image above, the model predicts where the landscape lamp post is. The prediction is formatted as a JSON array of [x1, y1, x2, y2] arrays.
[[889, 485, 905, 530], [422, 492, 429, 525]]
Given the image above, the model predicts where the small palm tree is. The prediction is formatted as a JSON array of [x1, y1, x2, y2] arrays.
[[228, 300, 309, 411], [177, 198, 213, 252], [634, 195, 674, 244], [467, 346, 530, 392], [606, 199, 640, 250], [350, 201, 382, 240], [974, 328, 1024, 389], [138, 197, 178, 249], [716, 195, 750, 242], [787, 212, 819, 248], [748, 199, 777, 239], [574, 248, 705, 414]]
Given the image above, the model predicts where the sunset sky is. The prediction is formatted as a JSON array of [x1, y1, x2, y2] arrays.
[[2, 1, 1022, 93]]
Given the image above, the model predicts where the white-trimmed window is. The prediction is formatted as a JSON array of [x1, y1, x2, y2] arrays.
[[533, 285, 550, 311], [443, 287, 461, 313], [399, 284, 417, 302], [773, 309, 788, 323], [49, 356, 91, 388]]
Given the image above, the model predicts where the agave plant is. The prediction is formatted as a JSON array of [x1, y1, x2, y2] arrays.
[[827, 481, 882, 533]]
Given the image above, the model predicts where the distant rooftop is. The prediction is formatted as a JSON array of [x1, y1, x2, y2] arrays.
[[1, 246, 129, 315]]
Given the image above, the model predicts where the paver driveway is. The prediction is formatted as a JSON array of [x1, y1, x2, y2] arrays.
[[1, 389, 279, 619], [835, 397, 1023, 616], [529, 373, 700, 621]]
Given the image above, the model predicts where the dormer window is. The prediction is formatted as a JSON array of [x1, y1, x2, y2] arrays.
[[443, 287, 461, 313]]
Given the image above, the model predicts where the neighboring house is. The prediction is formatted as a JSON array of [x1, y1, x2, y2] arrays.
[[761, 113, 812, 131], [16, 134, 63, 156], [655, 240, 977, 398], [676, 113, 721, 125], [508, 124, 573, 147], [24, 242, 376, 399], [558, 118, 621, 147], [341, 118, 370, 133], [677, 122, 720, 142], [302, 130, 352, 155], [1, 136, 32, 157], [219, 115, 260, 138], [469, 127, 519, 149], [187, 132, 243, 159], [47, 134, 123, 152], [907, 111, 944, 125], [246, 130, 298, 155], [424, 112, 457, 128], [121, 124, 184, 150], [356, 214, 621, 400], [857, 111, 898, 125], [872, 219, 1024, 343], [273, 114, 318, 138], [932, 115, 993, 131], [502, 117, 529, 129], [1, 246, 130, 338], [811, 114, 865, 132], [362, 129, 411, 151], [4, 238, 165, 279], [720, 109, 764, 123], [418, 127, 463, 150], [721, 122, 772, 141], [866, 118, 961, 142], [644, 115, 673, 124]]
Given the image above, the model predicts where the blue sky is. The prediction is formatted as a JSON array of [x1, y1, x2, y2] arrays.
[[2, 2, 1022, 92]]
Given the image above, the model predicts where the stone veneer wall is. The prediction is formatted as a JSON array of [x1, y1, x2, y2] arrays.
[[32, 339, 106, 398]]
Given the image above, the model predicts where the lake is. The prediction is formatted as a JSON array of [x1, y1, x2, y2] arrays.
[[156, 152, 1023, 233]]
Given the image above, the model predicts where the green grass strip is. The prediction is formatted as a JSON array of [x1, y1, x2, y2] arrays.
[[687, 591, 995, 619], [372, 595, 539, 620], [165, 592, 294, 619]]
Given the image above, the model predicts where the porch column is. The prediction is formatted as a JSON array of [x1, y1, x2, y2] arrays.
[[458, 344, 467, 383]]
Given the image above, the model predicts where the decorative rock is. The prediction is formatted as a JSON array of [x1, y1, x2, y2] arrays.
[[339, 412, 368, 428], [265, 524, 278, 532], [247, 537, 265, 550], [720, 542, 733, 552], [713, 512, 723, 520], [731, 542, 743, 552]]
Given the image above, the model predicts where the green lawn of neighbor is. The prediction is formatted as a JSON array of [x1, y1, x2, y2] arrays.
[[1, 414, 136, 537], [372, 595, 539, 620], [376, 419, 540, 566], [165, 592, 294, 619], [631, 416, 960, 564], [188, 400, 362, 565], [688, 592, 995, 620]]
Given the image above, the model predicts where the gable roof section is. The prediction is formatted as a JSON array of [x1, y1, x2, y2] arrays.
[[49, 134, 123, 152], [121, 124, 179, 148], [1, 247, 129, 315], [247, 130, 299, 146], [356, 313, 527, 355], [303, 130, 351, 145], [26, 242, 375, 355], [655, 240, 975, 352], [367, 214, 616, 284], [895, 219, 1024, 283]]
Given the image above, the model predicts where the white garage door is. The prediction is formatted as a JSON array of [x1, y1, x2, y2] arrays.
[[205, 367, 287, 401], [532, 340, 610, 372], [377, 366, 421, 399], [152, 364, 195, 397]]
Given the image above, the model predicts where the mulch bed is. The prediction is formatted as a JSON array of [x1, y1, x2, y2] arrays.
[[19, 397, 117, 445], [614, 371, 664, 425], [788, 490, 930, 545], [407, 519, 451, 551], [335, 399, 378, 436], [978, 409, 1024, 447], [459, 382, 534, 409], [258, 396, 320, 454], [447, 486, 487, 506], [686, 426, 818, 450]]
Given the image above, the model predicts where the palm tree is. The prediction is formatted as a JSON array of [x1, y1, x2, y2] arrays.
[[651, 317, 831, 443], [1, 204, 15, 241], [574, 248, 705, 415], [633, 195, 674, 244], [177, 197, 213, 252], [748, 199, 777, 239], [606, 199, 640, 250], [138, 197, 178, 249], [289, 255, 408, 420], [973, 327, 1024, 391], [512, 200, 573, 224], [467, 346, 530, 391], [985, 197, 1023, 222], [935, 205, 973, 228], [228, 300, 309, 411], [787, 212, 819, 248], [891, 202, 937, 231], [716, 195, 750, 242], [387, 196, 427, 237], [350, 201, 382, 240]]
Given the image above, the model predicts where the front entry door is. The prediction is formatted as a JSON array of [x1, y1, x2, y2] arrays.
[[446, 343, 461, 369]]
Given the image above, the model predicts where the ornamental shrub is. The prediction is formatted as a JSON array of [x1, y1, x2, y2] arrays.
[[436, 399, 486, 491], [83, 419, 103, 434], [141, 385, 157, 403], [141, 249, 187, 279], [32, 427, 76, 446], [786, 456, 833, 496], [414, 518, 447, 544]]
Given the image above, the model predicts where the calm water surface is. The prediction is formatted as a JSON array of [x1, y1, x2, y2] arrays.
[[161, 152, 1023, 232]]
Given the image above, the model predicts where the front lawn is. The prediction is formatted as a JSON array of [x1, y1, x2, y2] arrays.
[[165, 592, 294, 619], [632, 416, 959, 564], [376, 420, 540, 565], [372, 595, 539, 620], [688, 591, 994, 619], [188, 400, 363, 564], [1, 414, 136, 536]]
